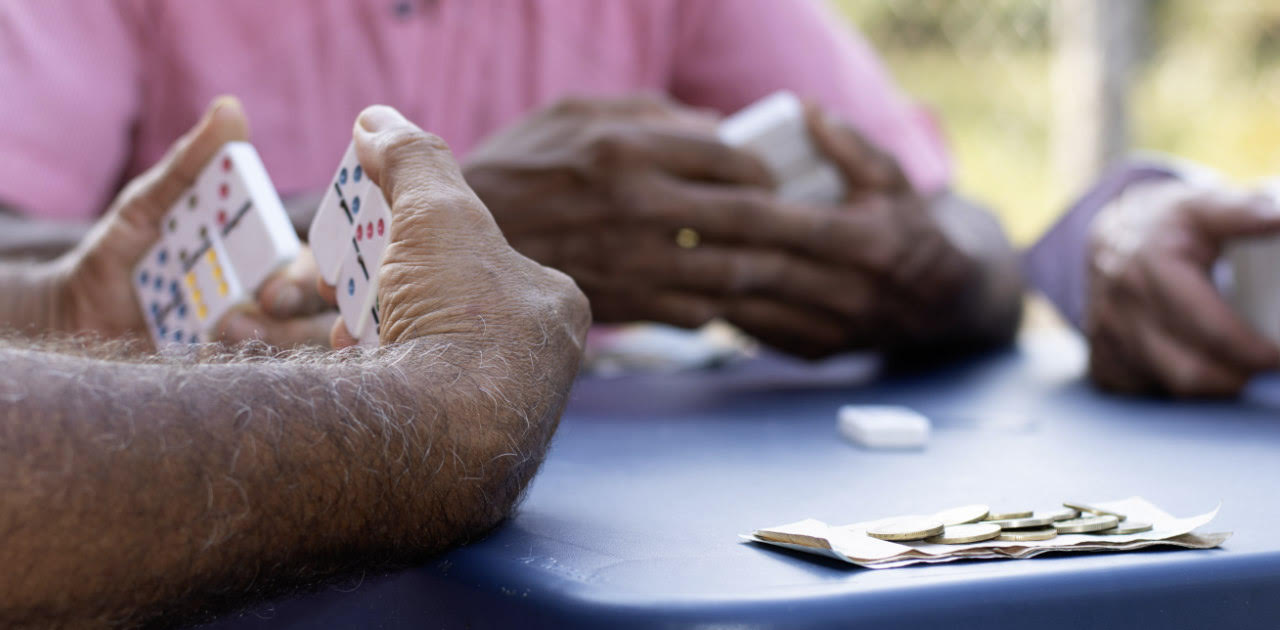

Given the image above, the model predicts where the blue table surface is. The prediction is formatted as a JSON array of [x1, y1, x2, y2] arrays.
[[212, 332, 1280, 629]]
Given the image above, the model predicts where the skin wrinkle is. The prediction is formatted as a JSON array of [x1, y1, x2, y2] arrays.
[[0, 307, 581, 627], [0, 103, 589, 627]]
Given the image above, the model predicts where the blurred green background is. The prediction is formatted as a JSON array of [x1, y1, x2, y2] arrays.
[[829, 0, 1280, 245]]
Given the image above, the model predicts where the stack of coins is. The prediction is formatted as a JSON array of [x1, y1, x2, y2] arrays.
[[1060, 501, 1151, 535], [864, 502, 1152, 545]]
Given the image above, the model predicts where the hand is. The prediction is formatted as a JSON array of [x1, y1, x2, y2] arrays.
[[464, 95, 980, 358], [801, 104, 984, 348], [322, 105, 591, 351], [53, 97, 250, 343], [216, 246, 339, 348], [50, 97, 337, 349], [1086, 180, 1280, 396]]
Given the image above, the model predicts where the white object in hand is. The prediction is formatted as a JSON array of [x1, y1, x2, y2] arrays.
[[1226, 204, 1280, 347], [133, 141, 300, 347], [837, 404, 931, 449], [309, 141, 392, 346], [717, 90, 845, 205]]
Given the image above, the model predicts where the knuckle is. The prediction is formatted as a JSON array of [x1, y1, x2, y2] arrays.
[[522, 264, 594, 341], [585, 132, 631, 169]]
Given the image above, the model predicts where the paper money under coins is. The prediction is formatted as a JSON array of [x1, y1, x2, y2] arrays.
[[743, 497, 1228, 569]]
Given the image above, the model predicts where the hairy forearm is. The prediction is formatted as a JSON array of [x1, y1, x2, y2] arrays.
[[0, 333, 577, 627], [892, 192, 1024, 362]]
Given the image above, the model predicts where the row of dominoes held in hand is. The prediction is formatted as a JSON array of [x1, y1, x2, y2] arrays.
[[134, 94, 832, 351], [308, 142, 391, 347], [135, 143, 301, 346], [133, 140, 387, 348]]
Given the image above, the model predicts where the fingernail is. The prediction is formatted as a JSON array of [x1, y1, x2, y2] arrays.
[[207, 95, 241, 121], [358, 105, 407, 133], [270, 284, 303, 316]]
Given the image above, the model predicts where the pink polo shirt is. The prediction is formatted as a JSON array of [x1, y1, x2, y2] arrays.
[[0, 0, 950, 221]]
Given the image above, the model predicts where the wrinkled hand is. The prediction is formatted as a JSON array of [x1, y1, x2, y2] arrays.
[[1086, 180, 1280, 396], [801, 104, 982, 351], [320, 105, 591, 351], [463, 95, 977, 358], [52, 97, 336, 348], [55, 97, 250, 343]]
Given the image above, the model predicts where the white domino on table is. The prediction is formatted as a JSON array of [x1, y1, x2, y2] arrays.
[[309, 141, 392, 347], [837, 405, 931, 450], [718, 91, 846, 205], [133, 142, 300, 347]]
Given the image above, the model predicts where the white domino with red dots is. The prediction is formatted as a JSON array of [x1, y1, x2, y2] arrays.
[[133, 142, 300, 347], [309, 141, 391, 346]]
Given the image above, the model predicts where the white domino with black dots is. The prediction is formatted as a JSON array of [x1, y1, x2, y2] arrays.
[[309, 141, 391, 347], [133, 142, 300, 347]]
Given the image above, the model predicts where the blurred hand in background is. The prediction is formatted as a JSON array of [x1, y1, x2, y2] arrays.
[[1086, 180, 1280, 396]]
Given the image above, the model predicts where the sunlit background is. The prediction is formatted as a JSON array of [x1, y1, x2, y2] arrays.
[[830, 0, 1280, 246]]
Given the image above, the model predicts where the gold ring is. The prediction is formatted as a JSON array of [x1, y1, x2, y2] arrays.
[[675, 227, 701, 249]]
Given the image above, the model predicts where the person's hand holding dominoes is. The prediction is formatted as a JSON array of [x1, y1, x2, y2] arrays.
[[462, 95, 1009, 359], [309, 104, 591, 352], [0, 100, 591, 627], [2, 95, 332, 350], [1087, 181, 1280, 396], [48, 96, 253, 343]]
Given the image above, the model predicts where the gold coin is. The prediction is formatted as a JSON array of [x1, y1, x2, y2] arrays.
[[925, 522, 1001, 544], [1063, 501, 1126, 519], [987, 509, 1033, 520], [985, 515, 1055, 529], [1044, 507, 1079, 522], [755, 531, 831, 549], [1097, 520, 1153, 535], [1053, 514, 1120, 534], [998, 527, 1058, 542], [932, 504, 990, 526], [867, 516, 946, 541]]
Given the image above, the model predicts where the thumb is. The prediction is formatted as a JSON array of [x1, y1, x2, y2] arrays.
[[1183, 188, 1280, 244], [124, 96, 251, 225], [352, 105, 475, 216]]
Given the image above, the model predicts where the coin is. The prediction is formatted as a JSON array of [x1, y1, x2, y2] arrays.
[[867, 516, 946, 541], [925, 522, 1002, 544], [1097, 520, 1153, 535], [932, 504, 990, 526], [985, 514, 1055, 529], [987, 509, 1033, 520], [1043, 507, 1079, 521], [755, 531, 830, 549], [1063, 501, 1126, 519], [1053, 514, 1120, 533], [997, 527, 1058, 542]]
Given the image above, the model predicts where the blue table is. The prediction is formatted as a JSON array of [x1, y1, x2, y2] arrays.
[[213, 332, 1280, 628]]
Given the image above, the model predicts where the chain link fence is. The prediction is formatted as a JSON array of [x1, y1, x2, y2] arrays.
[[828, 0, 1280, 245]]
